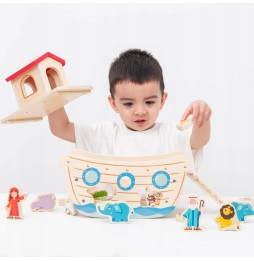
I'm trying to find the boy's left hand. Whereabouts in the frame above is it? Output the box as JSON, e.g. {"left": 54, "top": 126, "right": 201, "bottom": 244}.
{"left": 181, "top": 100, "right": 212, "bottom": 129}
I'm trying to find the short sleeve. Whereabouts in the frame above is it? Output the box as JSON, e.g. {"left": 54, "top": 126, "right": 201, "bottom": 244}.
{"left": 74, "top": 122, "right": 99, "bottom": 152}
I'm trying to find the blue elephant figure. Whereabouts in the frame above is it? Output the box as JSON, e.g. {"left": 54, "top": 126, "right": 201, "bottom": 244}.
{"left": 97, "top": 202, "right": 131, "bottom": 223}
{"left": 231, "top": 201, "right": 254, "bottom": 222}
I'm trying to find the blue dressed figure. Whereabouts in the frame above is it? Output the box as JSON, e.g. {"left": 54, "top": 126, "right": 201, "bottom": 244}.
{"left": 182, "top": 194, "right": 204, "bottom": 231}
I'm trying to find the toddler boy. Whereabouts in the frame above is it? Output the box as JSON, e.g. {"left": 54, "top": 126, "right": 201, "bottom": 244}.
{"left": 48, "top": 49, "right": 211, "bottom": 172}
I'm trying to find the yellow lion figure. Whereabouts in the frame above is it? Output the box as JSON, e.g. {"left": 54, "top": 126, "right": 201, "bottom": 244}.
{"left": 215, "top": 204, "right": 240, "bottom": 231}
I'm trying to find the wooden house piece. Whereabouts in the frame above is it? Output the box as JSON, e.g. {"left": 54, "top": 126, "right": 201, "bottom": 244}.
{"left": 2, "top": 52, "right": 92, "bottom": 124}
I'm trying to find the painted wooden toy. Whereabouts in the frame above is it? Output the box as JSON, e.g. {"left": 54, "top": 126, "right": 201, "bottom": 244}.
{"left": 215, "top": 203, "right": 240, "bottom": 231}
{"left": 176, "top": 118, "right": 193, "bottom": 131}
{"left": 58, "top": 197, "right": 78, "bottom": 216}
{"left": 61, "top": 149, "right": 190, "bottom": 219}
{"left": 6, "top": 187, "right": 27, "bottom": 219}
{"left": 181, "top": 193, "right": 204, "bottom": 231}
{"left": 30, "top": 193, "right": 56, "bottom": 212}
{"left": 145, "top": 186, "right": 163, "bottom": 207}
{"left": 97, "top": 201, "right": 133, "bottom": 223}
{"left": 2, "top": 52, "right": 92, "bottom": 124}
{"left": 231, "top": 198, "right": 254, "bottom": 222}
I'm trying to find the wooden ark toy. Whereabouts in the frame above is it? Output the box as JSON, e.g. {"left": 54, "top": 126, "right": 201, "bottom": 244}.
{"left": 2, "top": 52, "right": 92, "bottom": 124}
{"left": 61, "top": 149, "right": 190, "bottom": 219}
{"left": 6, "top": 187, "right": 28, "bottom": 219}
{"left": 30, "top": 193, "right": 56, "bottom": 212}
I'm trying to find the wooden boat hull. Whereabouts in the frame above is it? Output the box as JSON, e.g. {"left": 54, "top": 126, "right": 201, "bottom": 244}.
{"left": 61, "top": 150, "right": 190, "bottom": 219}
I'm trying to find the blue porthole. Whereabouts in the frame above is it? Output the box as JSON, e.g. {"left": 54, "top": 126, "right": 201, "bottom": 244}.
{"left": 82, "top": 167, "right": 100, "bottom": 186}
{"left": 117, "top": 172, "right": 135, "bottom": 191}
{"left": 152, "top": 171, "right": 170, "bottom": 189}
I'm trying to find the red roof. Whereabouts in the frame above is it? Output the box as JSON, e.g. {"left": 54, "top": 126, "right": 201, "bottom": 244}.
{"left": 6, "top": 52, "right": 65, "bottom": 82}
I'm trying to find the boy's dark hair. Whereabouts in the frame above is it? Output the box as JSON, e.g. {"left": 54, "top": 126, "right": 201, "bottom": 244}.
{"left": 109, "top": 49, "right": 165, "bottom": 98}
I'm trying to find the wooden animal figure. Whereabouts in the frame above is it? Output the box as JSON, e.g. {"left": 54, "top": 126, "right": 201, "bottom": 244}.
{"left": 231, "top": 200, "right": 254, "bottom": 222}
{"left": 58, "top": 197, "right": 78, "bottom": 216}
{"left": 87, "top": 185, "right": 117, "bottom": 204}
{"left": 30, "top": 193, "right": 56, "bottom": 212}
{"left": 182, "top": 193, "right": 204, "bottom": 231}
{"left": 97, "top": 201, "right": 133, "bottom": 223}
{"left": 6, "top": 187, "right": 27, "bottom": 219}
{"left": 145, "top": 186, "right": 162, "bottom": 207}
{"left": 65, "top": 199, "right": 78, "bottom": 216}
{"left": 2, "top": 52, "right": 92, "bottom": 124}
{"left": 215, "top": 204, "right": 240, "bottom": 231}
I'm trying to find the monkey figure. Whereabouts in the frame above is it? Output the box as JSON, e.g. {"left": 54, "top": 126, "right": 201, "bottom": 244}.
{"left": 146, "top": 192, "right": 162, "bottom": 207}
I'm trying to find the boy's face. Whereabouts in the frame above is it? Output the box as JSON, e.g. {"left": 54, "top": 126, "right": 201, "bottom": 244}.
{"left": 108, "top": 80, "right": 168, "bottom": 131}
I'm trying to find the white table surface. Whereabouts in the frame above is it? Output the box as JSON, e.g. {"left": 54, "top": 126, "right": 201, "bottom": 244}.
{"left": 0, "top": 193, "right": 253, "bottom": 257}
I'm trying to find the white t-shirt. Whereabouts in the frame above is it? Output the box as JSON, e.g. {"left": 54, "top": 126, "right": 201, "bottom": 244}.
{"left": 74, "top": 121, "right": 202, "bottom": 173}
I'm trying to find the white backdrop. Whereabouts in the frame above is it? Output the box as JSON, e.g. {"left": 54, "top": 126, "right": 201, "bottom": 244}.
{"left": 0, "top": 4, "right": 253, "bottom": 196}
